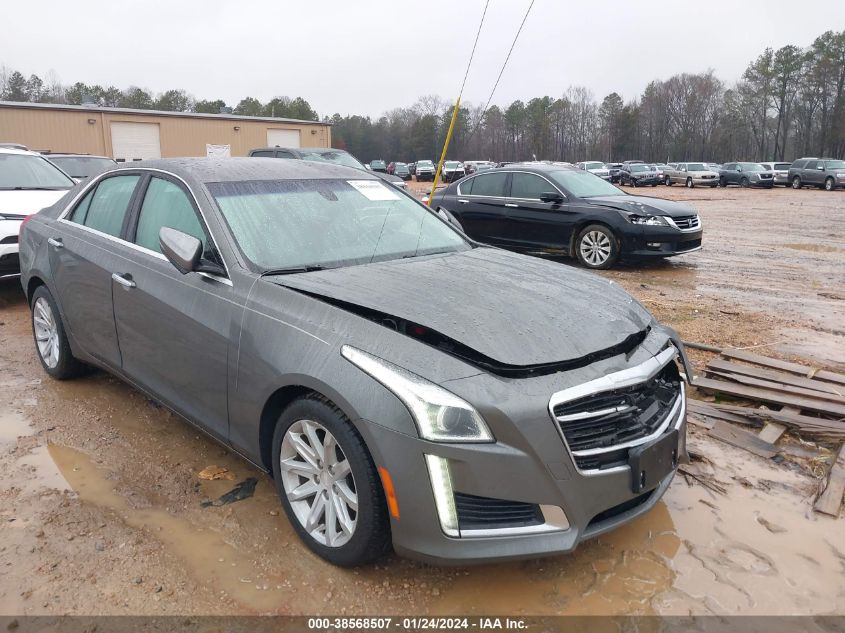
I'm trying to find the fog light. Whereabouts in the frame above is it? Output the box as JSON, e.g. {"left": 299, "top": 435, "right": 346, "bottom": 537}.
{"left": 425, "top": 454, "right": 459, "bottom": 537}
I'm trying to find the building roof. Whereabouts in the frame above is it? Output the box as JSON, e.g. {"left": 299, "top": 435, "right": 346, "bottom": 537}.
{"left": 0, "top": 100, "right": 329, "bottom": 126}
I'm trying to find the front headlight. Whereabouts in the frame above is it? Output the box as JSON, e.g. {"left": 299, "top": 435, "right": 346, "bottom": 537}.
{"left": 621, "top": 212, "right": 668, "bottom": 226}
{"left": 341, "top": 346, "right": 494, "bottom": 442}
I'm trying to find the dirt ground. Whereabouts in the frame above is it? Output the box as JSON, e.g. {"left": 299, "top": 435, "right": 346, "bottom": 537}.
{"left": 1, "top": 184, "right": 844, "bottom": 616}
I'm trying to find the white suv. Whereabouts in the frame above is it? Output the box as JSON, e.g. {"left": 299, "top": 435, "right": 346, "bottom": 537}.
{"left": 0, "top": 147, "right": 75, "bottom": 277}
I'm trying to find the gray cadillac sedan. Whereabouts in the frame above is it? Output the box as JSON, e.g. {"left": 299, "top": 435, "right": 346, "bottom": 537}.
{"left": 19, "top": 158, "right": 690, "bottom": 566}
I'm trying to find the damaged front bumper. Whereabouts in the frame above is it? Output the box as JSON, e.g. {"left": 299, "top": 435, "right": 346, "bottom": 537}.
{"left": 358, "top": 333, "right": 690, "bottom": 564}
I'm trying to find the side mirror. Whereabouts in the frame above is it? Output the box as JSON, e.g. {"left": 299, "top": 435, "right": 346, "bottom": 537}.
{"left": 160, "top": 227, "right": 202, "bottom": 275}
{"left": 818, "top": 165, "right": 825, "bottom": 171}
{"left": 540, "top": 191, "right": 564, "bottom": 204}
{"left": 736, "top": 166, "right": 742, "bottom": 172}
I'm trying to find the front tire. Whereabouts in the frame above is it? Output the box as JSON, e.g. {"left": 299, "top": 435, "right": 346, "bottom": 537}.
{"left": 792, "top": 176, "right": 802, "bottom": 189}
{"left": 740, "top": 177, "right": 749, "bottom": 188}
{"left": 30, "top": 286, "right": 88, "bottom": 380}
{"left": 825, "top": 177, "right": 835, "bottom": 191}
{"left": 271, "top": 395, "right": 391, "bottom": 567}
{"left": 665, "top": 176, "right": 672, "bottom": 186}
{"left": 575, "top": 224, "right": 619, "bottom": 270}
{"left": 685, "top": 177, "right": 694, "bottom": 188}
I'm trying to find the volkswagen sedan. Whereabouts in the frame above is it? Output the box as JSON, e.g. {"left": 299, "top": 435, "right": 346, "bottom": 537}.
{"left": 19, "top": 158, "right": 690, "bottom": 566}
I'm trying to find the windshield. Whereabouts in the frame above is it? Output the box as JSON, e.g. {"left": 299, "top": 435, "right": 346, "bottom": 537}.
{"left": 208, "top": 178, "right": 470, "bottom": 271}
{"left": 49, "top": 156, "right": 115, "bottom": 178}
{"left": 825, "top": 160, "right": 845, "bottom": 169}
{"left": 774, "top": 163, "right": 791, "bottom": 170}
{"left": 444, "top": 161, "right": 460, "bottom": 168}
{"left": 548, "top": 170, "right": 624, "bottom": 197}
{"left": 585, "top": 162, "right": 605, "bottom": 170}
{"left": 298, "top": 150, "right": 364, "bottom": 170}
{"left": 740, "top": 162, "right": 767, "bottom": 172}
{"left": 370, "top": 161, "right": 386, "bottom": 169}
{"left": 630, "top": 165, "right": 650, "bottom": 173}
{"left": 0, "top": 153, "right": 75, "bottom": 190}
{"left": 417, "top": 160, "right": 434, "bottom": 168}
{"left": 687, "top": 163, "right": 708, "bottom": 171}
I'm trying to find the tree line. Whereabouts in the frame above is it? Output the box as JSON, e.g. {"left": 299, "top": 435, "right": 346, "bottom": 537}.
{"left": 2, "top": 28, "right": 843, "bottom": 163}
{"left": 0, "top": 68, "right": 320, "bottom": 121}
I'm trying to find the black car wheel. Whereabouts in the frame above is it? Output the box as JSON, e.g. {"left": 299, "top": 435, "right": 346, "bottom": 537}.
{"left": 30, "top": 285, "right": 89, "bottom": 380}
{"left": 575, "top": 224, "right": 619, "bottom": 270}
{"left": 685, "top": 177, "right": 694, "bottom": 188}
{"left": 632, "top": 179, "right": 639, "bottom": 188}
{"left": 825, "top": 177, "right": 835, "bottom": 191}
{"left": 792, "top": 176, "right": 802, "bottom": 189}
{"left": 272, "top": 394, "right": 391, "bottom": 567}
{"left": 740, "top": 177, "right": 749, "bottom": 188}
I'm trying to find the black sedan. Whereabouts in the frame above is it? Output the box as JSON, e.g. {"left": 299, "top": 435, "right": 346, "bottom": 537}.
{"left": 620, "top": 164, "right": 661, "bottom": 187}
{"left": 429, "top": 165, "right": 703, "bottom": 269}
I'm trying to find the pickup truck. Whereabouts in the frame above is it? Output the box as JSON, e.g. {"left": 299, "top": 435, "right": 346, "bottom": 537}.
{"left": 664, "top": 162, "right": 719, "bottom": 188}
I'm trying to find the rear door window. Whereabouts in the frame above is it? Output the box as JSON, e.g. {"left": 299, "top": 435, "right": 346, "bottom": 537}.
{"left": 71, "top": 175, "right": 140, "bottom": 238}
{"left": 251, "top": 150, "right": 274, "bottom": 157}
{"left": 469, "top": 172, "right": 508, "bottom": 197}
{"left": 510, "top": 173, "right": 553, "bottom": 199}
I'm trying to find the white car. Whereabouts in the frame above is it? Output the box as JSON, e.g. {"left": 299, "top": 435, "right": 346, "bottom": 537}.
{"left": 575, "top": 161, "right": 611, "bottom": 181}
{"left": 0, "top": 147, "right": 75, "bottom": 277}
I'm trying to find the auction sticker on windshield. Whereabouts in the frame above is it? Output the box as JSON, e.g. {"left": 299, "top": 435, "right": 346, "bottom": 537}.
{"left": 348, "top": 180, "right": 399, "bottom": 201}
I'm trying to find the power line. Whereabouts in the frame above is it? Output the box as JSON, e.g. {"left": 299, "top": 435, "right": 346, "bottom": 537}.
{"left": 458, "top": 0, "right": 491, "bottom": 99}
{"left": 470, "top": 0, "right": 536, "bottom": 138}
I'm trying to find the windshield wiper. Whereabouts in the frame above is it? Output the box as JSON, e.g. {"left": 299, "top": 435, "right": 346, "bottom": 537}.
{"left": 261, "top": 265, "right": 328, "bottom": 277}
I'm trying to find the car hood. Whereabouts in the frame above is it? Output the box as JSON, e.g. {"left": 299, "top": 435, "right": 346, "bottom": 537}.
{"left": 0, "top": 190, "right": 69, "bottom": 214}
{"left": 273, "top": 247, "right": 652, "bottom": 368}
{"left": 586, "top": 195, "right": 697, "bottom": 218}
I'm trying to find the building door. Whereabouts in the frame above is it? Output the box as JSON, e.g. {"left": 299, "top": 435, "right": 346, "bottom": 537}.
{"left": 266, "top": 129, "right": 301, "bottom": 148}
{"left": 111, "top": 122, "right": 161, "bottom": 162}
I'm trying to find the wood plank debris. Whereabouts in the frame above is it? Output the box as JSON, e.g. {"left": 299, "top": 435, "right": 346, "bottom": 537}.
{"left": 758, "top": 422, "right": 787, "bottom": 444}
{"left": 692, "top": 377, "right": 845, "bottom": 417}
{"left": 814, "top": 444, "right": 845, "bottom": 517}
{"left": 706, "top": 358, "right": 844, "bottom": 396}
{"left": 704, "top": 369, "right": 845, "bottom": 404}
{"left": 708, "top": 420, "right": 780, "bottom": 459}
{"left": 720, "top": 349, "right": 845, "bottom": 386}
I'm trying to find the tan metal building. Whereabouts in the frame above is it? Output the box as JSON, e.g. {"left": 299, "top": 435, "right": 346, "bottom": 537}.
{"left": 0, "top": 101, "right": 331, "bottom": 162}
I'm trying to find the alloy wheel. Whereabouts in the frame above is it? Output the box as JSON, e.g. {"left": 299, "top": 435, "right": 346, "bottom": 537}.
{"left": 792, "top": 176, "right": 801, "bottom": 189}
{"left": 825, "top": 178, "right": 834, "bottom": 191}
{"left": 579, "top": 230, "right": 612, "bottom": 267}
{"left": 33, "top": 297, "right": 60, "bottom": 369}
{"left": 279, "top": 419, "right": 358, "bottom": 547}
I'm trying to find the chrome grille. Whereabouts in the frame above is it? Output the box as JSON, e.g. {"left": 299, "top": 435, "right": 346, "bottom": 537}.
{"left": 549, "top": 352, "right": 683, "bottom": 472}
{"left": 673, "top": 215, "right": 700, "bottom": 230}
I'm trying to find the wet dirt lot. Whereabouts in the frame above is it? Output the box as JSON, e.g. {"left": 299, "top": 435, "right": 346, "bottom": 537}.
{"left": 1, "top": 185, "right": 844, "bottom": 616}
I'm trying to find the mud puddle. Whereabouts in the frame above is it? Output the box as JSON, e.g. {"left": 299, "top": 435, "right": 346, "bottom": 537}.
{"left": 431, "top": 433, "right": 845, "bottom": 615}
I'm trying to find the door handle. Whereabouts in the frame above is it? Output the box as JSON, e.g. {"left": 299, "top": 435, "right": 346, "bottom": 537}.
{"left": 457, "top": 199, "right": 468, "bottom": 204}
{"left": 504, "top": 203, "right": 518, "bottom": 208}
{"left": 47, "top": 237, "right": 63, "bottom": 248}
{"left": 111, "top": 273, "right": 136, "bottom": 289}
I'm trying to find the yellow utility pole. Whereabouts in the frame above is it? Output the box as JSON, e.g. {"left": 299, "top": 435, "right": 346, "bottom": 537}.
{"left": 428, "top": 97, "right": 461, "bottom": 204}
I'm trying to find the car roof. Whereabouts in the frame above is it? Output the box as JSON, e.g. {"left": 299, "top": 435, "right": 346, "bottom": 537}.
{"left": 103, "top": 157, "right": 379, "bottom": 184}
{"left": 489, "top": 163, "right": 578, "bottom": 175}
{"left": 45, "top": 153, "right": 113, "bottom": 159}
{"left": 0, "top": 146, "right": 42, "bottom": 156}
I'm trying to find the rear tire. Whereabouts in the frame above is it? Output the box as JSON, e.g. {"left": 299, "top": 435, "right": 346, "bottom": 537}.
{"left": 792, "top": 176, "right": 802, "bottom": 189}
{"left": 271, "top": 395, "right": 391, "bottom": 567}
{"left": 30, "top": 286, "right": 89, "bottom": 380}
{"left": 575, "top": 224, "right": 620, "bottom": 270}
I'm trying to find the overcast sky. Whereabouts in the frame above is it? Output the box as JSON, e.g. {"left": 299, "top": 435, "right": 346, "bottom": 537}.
{"left": 3, "top": 1, "right": 843, "bottom": 117}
